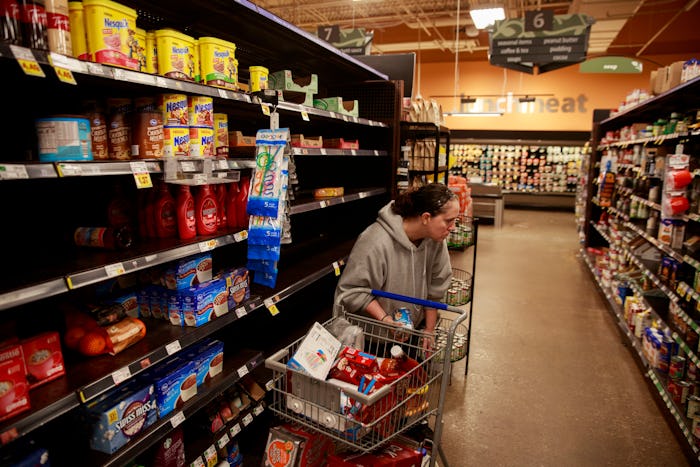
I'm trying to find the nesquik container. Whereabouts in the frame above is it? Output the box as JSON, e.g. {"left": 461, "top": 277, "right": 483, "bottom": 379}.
{"left": 189, "top": 127, "right": 214, "bottom": 157}
{"left": 163, "top": 126, "right": 189, "bottom": 157}
{"left": 214, "top": 113, "right": 228, "bottom": 157}
{"left": 145, "top": 30, "right": 156, "bottom": 74}
{"left": 134, "top": 27, "right": 146, "bottom": 72}
{"left": 155, "top": 28, "right": 196, "bottom": 81}
{"left": 82, "top": 0, "right": 138, "bottom": 70}
{"left": 198, "top": 36, "right": 237, "bottom": 89}
{"left": 157, "top": 93, "right": 188, "bottom": 127}
{"left": 188, "top": 96, "right": 213, "bottom": 128}
{"left": 68, "top": 1, "right": 89, "bottom": 60}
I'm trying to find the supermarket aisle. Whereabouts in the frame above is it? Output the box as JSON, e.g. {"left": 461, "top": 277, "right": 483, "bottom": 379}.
{"left": 440, "top": 209, "right": 690, "bottom": 466}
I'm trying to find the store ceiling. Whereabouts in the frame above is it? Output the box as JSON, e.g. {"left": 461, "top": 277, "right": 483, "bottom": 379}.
{"left": 253, "top": 0, "right": 700, "bottom": 64}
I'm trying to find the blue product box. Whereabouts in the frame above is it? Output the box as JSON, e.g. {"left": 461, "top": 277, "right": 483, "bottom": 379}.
{"left": 184, "top": 339, "right": 225, "bottom": 386}
{"left": 138, "top": 287, "right": 152, "bottom": 319}
{"left": 85, "top": 383, "right": 158, "bottom": 454}
{"left": 219, "top": 267, "right": 250, "bottom": 309}
{"left": 168, "top": 292, "right": 183, "bottom": 326}
{"left": 109, "top": 292, "right": 139, "bottom": 318}
{"left": 181, "top": 278, "right": 228, "bottom": 327}
{"left": 164, "top": 253, "right": 212, "bottom": 290}
{"left": 149, "top": 285, "right": 168, "bottom": 320}
{"left": 154, "top": 358, "right": 197, "bottom": 418}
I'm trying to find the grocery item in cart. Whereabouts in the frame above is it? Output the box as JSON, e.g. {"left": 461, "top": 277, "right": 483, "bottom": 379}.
{"left": 287, "top": 322, "right": 342, "bottom": 380}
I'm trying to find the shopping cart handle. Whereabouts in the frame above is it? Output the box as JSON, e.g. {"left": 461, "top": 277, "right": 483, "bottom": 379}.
{"left": 371, "top": 289, "right": 448, "bottom": 310}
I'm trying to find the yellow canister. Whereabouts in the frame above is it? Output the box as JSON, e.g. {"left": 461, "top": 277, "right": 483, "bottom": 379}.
{"left": 188, "top": 96, "right": 214, "bottom": 128}
{"left": 163, "top": 126, "right": 190, "bottom": 157}
{"left": 198, "top": 36, "right": 237, "bottom": 89}
{"left": 193, "top": 39, "right": 200, "bottom": 83}
{"left": 189, "top": 127, "right": 215, "bottom": 157}
{"left": 249, "top": 66, "right": 268, "bottom": 92}
{"left": 68, "top": 1, "right": 89, "bottom": 60}
{"left": 214, "top": 113, "right": 228, "bottom": 157}
{"left": 145, "top": 31, "right": 157, "bottom": 74}
{"left": 135, "top": 27, "right": 147, "bottom": 73}
{"left": 157, "top": 93, "right": 188, "bottom": 127}
{"left": 83, "top": 0, "right": 139, "bottom": 70}
{"left": 47, "top": 0, "right": 73, "bottom": 56}
{"left": 155, "top": 28, "right": 196, "bottom": 81}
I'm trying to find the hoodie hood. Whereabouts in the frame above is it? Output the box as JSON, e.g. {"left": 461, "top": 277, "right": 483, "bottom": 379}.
{"left": 377, "top": 202, "right": 422, "bottom": 252}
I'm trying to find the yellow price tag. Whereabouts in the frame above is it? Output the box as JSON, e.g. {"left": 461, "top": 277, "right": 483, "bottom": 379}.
{"left": 265, "top": 297, "right": 280, "bottom": 316}
{"left": 301, "top": 111, "right": 310, "bottom": 121}
{"left": 261, "top": 104, "right": 271, "bottom": 116}
{"left": 133, "top": 171, "right": 152, "bottom": 188}
{"left": 332, "top": 261, "right": 341, "bottom": 276}
{"left": 130, "top": 161, "right": 152, "bottom": 188}
{"left": 18, "top": 59, "right": 45, "bottom": 77}
{"left": 54, "top": 66, "right": 77, "bottom": 84}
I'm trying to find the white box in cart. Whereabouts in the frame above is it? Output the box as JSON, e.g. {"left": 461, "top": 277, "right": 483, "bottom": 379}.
{"left": 287, "top": 322, "right": 342, "bottom": 380}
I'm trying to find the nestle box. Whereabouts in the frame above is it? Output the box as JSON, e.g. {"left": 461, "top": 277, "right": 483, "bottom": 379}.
{"left": 22, "top": 331, "right": 65, "bottom": 388}
{"left": 184, "top": 339, "right": 224, "bottom": 386}
{"left": 0, "top": 344, "right": 30, "bottom": 422}
{"left": 85, "top": 383, "right": 158, "bottom": 454}
{"left": 219, "top": 267, "right": 250, "bottom": 309}
{"left": 164, "top": 253, "right": 212, "bottom": 290}
{"left": 181, "top": 278, "right": 228, "bottom": 327}
{"left": 154, "top": 357, "right": 198, "bottom": 418}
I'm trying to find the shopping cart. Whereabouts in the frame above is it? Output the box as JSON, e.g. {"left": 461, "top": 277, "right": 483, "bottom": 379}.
{"left": 265, "top": 288, "right": 467, "bottom": 467}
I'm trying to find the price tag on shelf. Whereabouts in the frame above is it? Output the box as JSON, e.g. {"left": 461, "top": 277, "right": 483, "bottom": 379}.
{"left": 301, "top": 111, "right": 310, "bottom": 121}
{"left": 111, "top": 367, "right": 132, "bottom": 385}
{"left": 130, "top": 161, "right": 152, "bottom": 188}
{"left": 261, "top": 103, "right": 271, "bottom": 116}
{"left": 190, "top": 457, "right": 205, "bottom": 467}
{"left": 351, "top": 149, "right": 357, "bottom": 156}
{"left": 199, "top": 239, "right": 218, "bottom": 252}
{"left": 0, "top": 164, "right": 29, "bottom": 180}
{"left": 170, "top": 411, "right": 186, "bottom": 428}
{"left": 53, "top": 66, "right": 76, "bottom": 85}
{"left": 104, "top": 262, "right": 126, "bottom": 278}
{"left": 204, "top": 445, "right": 217, "bottom": 460}
{"left": 319, "top": 200, "right": 327, "bottom": 208}
{"left": 155, "top": 76, "right": 168, "bottom": 88}
{"left": 165, "top": 340, "right": 182, "bottom": 355}
{"left": 358, "top": 191, "right": 368, "bottom": 199}
{"left": 235, "top": 307, "right": 247, "bottom": 318}
{"left": 329, "top": 111, "right": 337, "bottom": 119}
{"left": 237, "top": 365, "right": 249, "bottom": 378}
{"left": 352, "top": 117, "right": 359, "bottom": 123}
{"left": 56, "top": 163, "right": 82, "bottom": 177}
{"left": 320, "top": 148, "right": 327, "bottom": 155}
{"left": 332, "top": 261, "right": 341, "bottom": 276}
{"left": 180, "top": 161, "right": 196, "bottom": 172}
{"left": 233, "top": 230, "right": 248, "bottom": 242}
{"left": 242, "top": 413, "right": 254, "bottom": 426}
{"left": 230, "top": 423, "right": 241, "bottom": 437}
{"left": 264, "top": 297, "right": 280, "bottom": 316}
{"left": 342, "top": 115, "right": 349, "bottom": 122}
{"left": 10, "top": 45, "right": 45, "bottom": 78}
{"left": 217, "top": 433, "right": 230, "bottom": 450}
{"left": 193, "top": 173, "right": 207, "bottom": 185}
{"left": 265, "top": 380, "right": 274, "bottom": 391}
{"left": 218, "top": 159, "right": 229, "bottom": 170}
{"left": 253, "top": 404, "right": 264, "bottom": 416}
{"left": 373, "top": 150, "right": 380, "bottom": 156}
{"left": 218, "top": 88, "right": 229, "bottom": 99}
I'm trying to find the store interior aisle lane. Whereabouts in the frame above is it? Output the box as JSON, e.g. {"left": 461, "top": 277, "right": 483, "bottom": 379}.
{"left": 442, "top": 209, "right": 690, "bottom": 467}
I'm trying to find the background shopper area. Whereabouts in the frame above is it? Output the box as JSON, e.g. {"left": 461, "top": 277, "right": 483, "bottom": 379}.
{"left": 0, "top": 0, "right": 699, "bottom": 465}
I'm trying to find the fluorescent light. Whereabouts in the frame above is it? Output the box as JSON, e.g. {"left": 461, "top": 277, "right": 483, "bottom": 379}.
{"left": 469, "top": 6, "right": 505, "bottom": 29}
{"left": 444, "top": 111, "right": 504, "bottom": 117}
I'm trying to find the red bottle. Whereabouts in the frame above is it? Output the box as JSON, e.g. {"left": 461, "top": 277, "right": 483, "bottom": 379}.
{"left": 176, "top": 185, "right": 196, "bottom": 240}
{"left": 235, "top": 175, "right": 250, "bottom": 230}
{"left": 195, "top": 184, "right": 218, "bottom": 236}
{"left": 216, "top": 184, "right": 228, "bottom": 230}
{"left": 153, "top": 181, "right": 177, "bottom": 238}
{"left": 226, "top": 181, "right": 239, "bottom": 231}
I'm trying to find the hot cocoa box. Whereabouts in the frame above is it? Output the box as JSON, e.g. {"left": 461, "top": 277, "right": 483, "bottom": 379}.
{"left": 164, "top": 253, "right": 212, "bottom": 290}
{"left": 21, "top": 331, "right": 65, "bottom": 388}
{"left": 85, "top": 383, "right": 158, "bottom": 454}
{"left": 180, "top": 278, "right": 228, "bottom": 327}
{"left": 219, "top": 267, "right": 250, "bottom": 309}
{"left": 184, "top": 339, "right": 224, "bottom": 386}
{"left": 0, "top": 344, "right": 30, "bottom": 422}
{"left": 153, "top": 357, "right": 197, "bottom": 418}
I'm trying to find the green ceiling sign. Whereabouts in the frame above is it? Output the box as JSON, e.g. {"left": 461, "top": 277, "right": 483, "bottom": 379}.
{"left": 579, "top": 56, "right": 643, "bottom": 73}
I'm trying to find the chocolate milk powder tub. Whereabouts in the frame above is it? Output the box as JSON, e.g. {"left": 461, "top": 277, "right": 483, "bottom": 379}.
{"left": 157, "top": 93, "right": 188, "bottom": 127}
{"left": 132, "top": 111, "right": 163, "bottom": 159}
{"left": 106, "top": 97, "right": 132, "bottom": 160}
{"left": 46, "top": 0, "right": 71, "bottom": 55}
{"left": 213, "top": 113, "right": 228, "bottom": 157}
{"left": 82, "top": 100, "right": 108, "bottom": 160}
{"left": 187, "top": 95, "right": 213, "bottom": 128}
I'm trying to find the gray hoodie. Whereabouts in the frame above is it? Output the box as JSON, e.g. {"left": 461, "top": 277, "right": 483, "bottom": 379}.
{"left": 335, "top": 201, "right": 453, "bottom": 327}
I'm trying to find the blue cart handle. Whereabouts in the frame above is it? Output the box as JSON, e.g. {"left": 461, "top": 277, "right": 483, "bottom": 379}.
{"left": 371, "top": 289, "right": 448, "bottom": 310}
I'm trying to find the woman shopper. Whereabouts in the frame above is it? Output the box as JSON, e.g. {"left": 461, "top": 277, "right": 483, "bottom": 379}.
{"left": 334, "top": 183, "right": 459, "bottom": 352}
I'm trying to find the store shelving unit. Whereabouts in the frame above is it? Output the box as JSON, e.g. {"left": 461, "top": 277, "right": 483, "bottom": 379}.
{"left": 581, "top": 76, "right": 700, "bottom": 462}
{"left": 0, "top": 1, "right": 401, "bottom": 465}
{"left": 400, "top": 122, "right": 450, "bottom": 187}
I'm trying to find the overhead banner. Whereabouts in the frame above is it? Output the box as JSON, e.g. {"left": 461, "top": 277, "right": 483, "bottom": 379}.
{"left": 579, "top": 56, "right": 643, "bottom": 73}
{"left": 317, "top": 26, "right": 373, "bottom": 55}
{"left": 489, "top": 14, "right": 593, "bottom": 74}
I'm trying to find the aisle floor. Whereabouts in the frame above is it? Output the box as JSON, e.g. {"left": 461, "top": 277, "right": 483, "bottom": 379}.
{"left": 441, "top": 209, "right": 691, "bottom": 466}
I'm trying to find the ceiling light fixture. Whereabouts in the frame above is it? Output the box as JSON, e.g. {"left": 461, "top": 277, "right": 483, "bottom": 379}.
{"left": 469, "top": 5, "right": 505, "bottom": 29}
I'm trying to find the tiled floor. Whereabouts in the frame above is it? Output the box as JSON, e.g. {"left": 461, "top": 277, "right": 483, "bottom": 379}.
{"left": 439, "top": 209, "right": 691, "bottom": 466}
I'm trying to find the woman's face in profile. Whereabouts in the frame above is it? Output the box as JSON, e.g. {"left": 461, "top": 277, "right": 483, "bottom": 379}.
{"left": 426, "top": 199, "right": 460, "bottom": 242}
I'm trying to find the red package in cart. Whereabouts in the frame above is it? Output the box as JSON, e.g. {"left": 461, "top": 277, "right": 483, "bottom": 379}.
{"left": 338, "top": 347, "right": 379, "bottom": 373}
{"left": 280, "top": 423, "right": 335, "bottom": 467}
{"left": 327, "top": 441, "right": 423, "bottom": 466}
